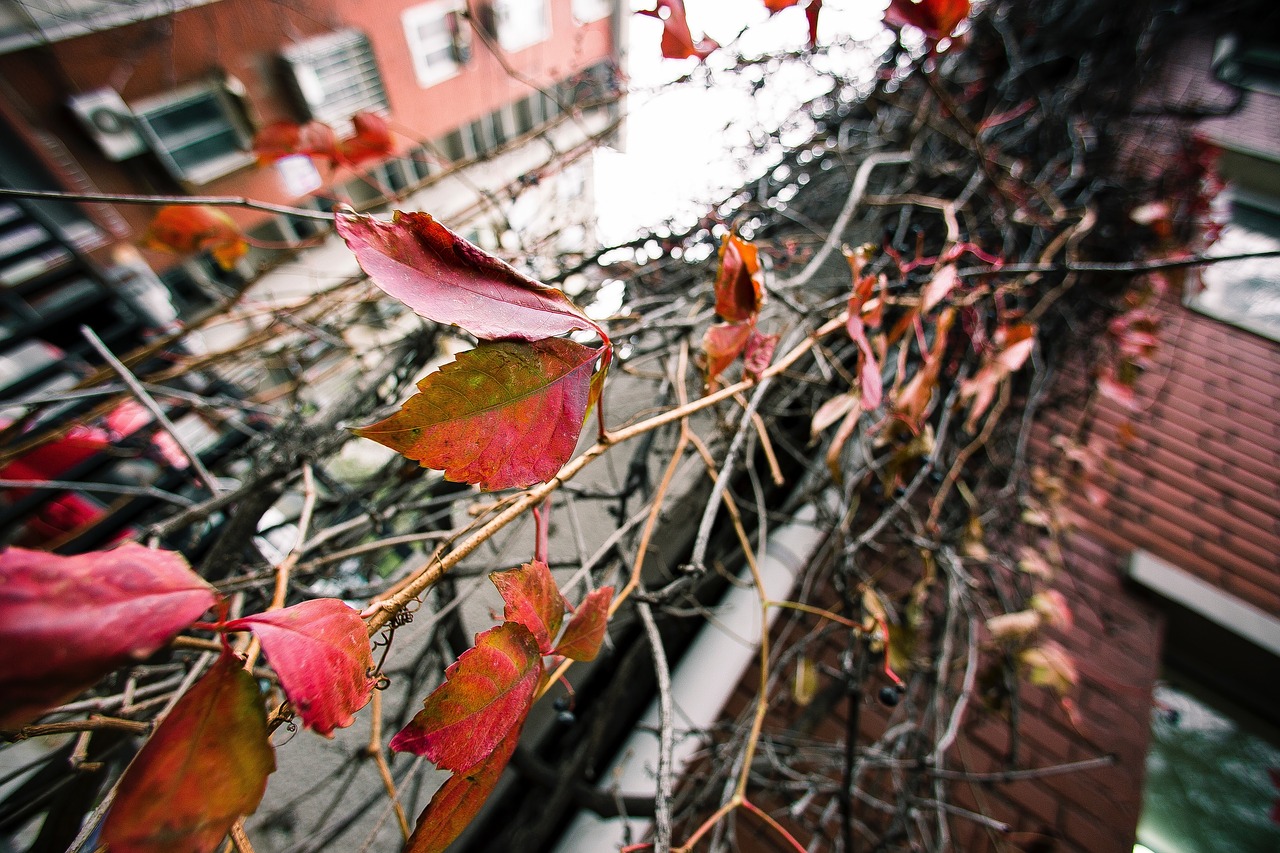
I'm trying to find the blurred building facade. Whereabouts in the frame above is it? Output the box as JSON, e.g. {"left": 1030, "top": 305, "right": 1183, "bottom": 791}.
{"left": 0, "top": 0, "right": 623, "bottom": 390}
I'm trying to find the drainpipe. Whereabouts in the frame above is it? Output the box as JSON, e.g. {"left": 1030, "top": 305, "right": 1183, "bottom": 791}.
{"left": 554, "top": 493, "right": 836, "bottom": 851}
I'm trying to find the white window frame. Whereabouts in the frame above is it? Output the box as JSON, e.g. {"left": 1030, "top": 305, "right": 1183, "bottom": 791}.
{"left": 402, "top": 1, "right": 467, "bottom": 88}
{"left": 493, "top": 0, "right": 551, "bottom": 52}
{"left": 131, "top": 82, "right": 253, "bottom": 186}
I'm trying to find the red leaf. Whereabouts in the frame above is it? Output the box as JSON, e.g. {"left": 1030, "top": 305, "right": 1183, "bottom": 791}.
{"left": 254, "top": 120, "right": 340, "bottom": 166}
{"left": 340, "top": 111, "right": 394, "bottom": 166}
{"left": 101, "top": 651, "right": 275, "bottom": 853}
{"left": 390, "top": 623, "right": 541, "bottom": 772}
{"left": 884, "top": 0, "right": 970, "bottom": 41}
{"left": 554, "top": 586, "right": 614, "bottom": 662}
{"left": 805, "top": 0, "right": 823, "bottom": 46}
{"left": 0, "top": 544, "right": 215, "bottom": 730}
{"left": 811, "top": 390, "right": 859, "bottom": 436}
{"left": 403, "top": 724, "right": 520, "bottom": 853}
{"left": 743, "top": 330, "right": 779, "bottom": 382}
{"left": 637, "top": 0, "right": 719, "bottom": 61}
{"left": 894, "top": 309, "right": 955, "bottom": 428}
{"left": 703, "top": 321, "right": 753, "bottom": 381}
{"left": 356, "top": 338, "right": 602, "bottom": 491}
{"left": 920, "top": 264, "right": 959, "bottom": 314}
{"left": 714, "top": 234, "right": 763, "bottom": 323}
{"left": 845, "top": 263, "right": 884, "bottom": 410}
{"left": 490, "top": 561, "right": 566, "bottom": 655}
{"left": 336, "top": 210, "right": 598, "bottom": 342}
{"left": 143, "top": 205, "right": 248, "bottom": 271}
{"left": 223, "top": 599, "right": 374, "bottom": 737}
{"left": 959, "top": 322, "right": 1035, "bottom": 431}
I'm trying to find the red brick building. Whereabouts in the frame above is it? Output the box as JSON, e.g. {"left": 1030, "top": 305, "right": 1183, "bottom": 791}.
{"left": 0, "top": 0, "right": 622, "bottom": 382}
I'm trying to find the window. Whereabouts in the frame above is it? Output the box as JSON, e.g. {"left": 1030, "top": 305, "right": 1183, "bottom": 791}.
{"left": 1190, "top": 190, "right": 1280, "bottom": 342}
{"left": 402, "top": 1, "right": 471, "bottom": 87}
{"left": 1137, "top": 678, "right": 1280, "bottom": 853}
{"left": 493, "top": 0, "right": 550, "bottom": 52}
{"left": 281, "top": 29, "right": 389, "bottom": 128}
{"left": 132, "top": 83, "right": 253, "bottom": 185}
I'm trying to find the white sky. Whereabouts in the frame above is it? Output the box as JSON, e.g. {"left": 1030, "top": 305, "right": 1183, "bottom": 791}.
{"left": 594, "top": 0, "right": 894, "bottom": 243}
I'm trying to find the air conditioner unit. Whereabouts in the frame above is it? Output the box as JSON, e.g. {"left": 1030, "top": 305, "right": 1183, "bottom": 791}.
{"left": 68, "top": 88, "right": 147, "bottom": 162}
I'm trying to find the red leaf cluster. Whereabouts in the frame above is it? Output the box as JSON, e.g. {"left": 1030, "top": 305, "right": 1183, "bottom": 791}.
{"left": 0, "top": 544, "right": 215, "bottom": 730}
{"left": 959, "top": 322, "right": 1036, "bottom": 431}
{"left": 392, "top": 561, "right": 612, "bottom": 852}
{"left": 702, "top": 233, "right": 777, "bottom": 383}
{"left": 638, "top": 0, "right": 719, "bottom": 61}
{"left": 337, "top": 210, "right": 612, "bottom": 491}
{"left": 142, "top": 205, "right": 248, "bottom": 271}
{"left": 254, "top": 110, "right": 393, "bottom": 169}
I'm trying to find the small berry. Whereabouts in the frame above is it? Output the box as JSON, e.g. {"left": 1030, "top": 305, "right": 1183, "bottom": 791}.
{"left": 878, "top": 686, "right": 901, "bottom": 707}
{"left": 557, "top": 710, "right": 576, "bottom": 725}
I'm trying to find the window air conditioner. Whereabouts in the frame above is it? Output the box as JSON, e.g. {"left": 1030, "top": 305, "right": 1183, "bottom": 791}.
{"left": 67, "top": 89, "right": 147, "bottom": 162}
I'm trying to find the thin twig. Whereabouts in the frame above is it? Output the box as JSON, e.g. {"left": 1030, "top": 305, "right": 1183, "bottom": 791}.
{"left": 80, "top": 326, "right": 223, "bottom": 497}
{"left": 0, "top": 186, "right": 333, "bottom": 220}
{"left": 637, "top": 602, "right": 674, "bottom": 853}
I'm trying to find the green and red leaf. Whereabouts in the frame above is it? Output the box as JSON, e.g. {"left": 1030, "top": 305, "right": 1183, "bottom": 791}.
{"left": 223, "top": 599, "right": 375, "bottom": 737}
{"left": 491, "top": 561, "right": 566, "bottom": 655}
{"left": 554, "top": 586, "right": 614, "bottom": 662}
{"left": 143, "top": 205, "right": 247, "bottom": 271}
{"left": 390, "top": 622, "right": 541, "bottom": 772}
{"left": 355, "top": 338, "right": 602, "bottom": 491}
{"left": 0, "top": 544, "right": 215, "bottom": 730}
{"left": 335, "top": 210, "right": 599, "bottom": 342}
{"left": 403, "top": 727, "right": 520, "bottom": 853}
{"left": 101, "top": 650, "right": 275, "bottom": 853}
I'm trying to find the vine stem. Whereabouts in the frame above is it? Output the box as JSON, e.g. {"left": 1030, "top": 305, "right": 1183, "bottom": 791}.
{"left": 363, "top": 313, "right": 846, "bottom": 637}
{"left": 0, "top": 186, "right": 333, "bottom": 220}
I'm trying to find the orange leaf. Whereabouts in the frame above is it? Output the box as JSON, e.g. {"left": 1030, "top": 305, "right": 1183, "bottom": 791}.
{"left": 702, "top": 321, "right": 753, "bottom": 381}
{"left": 894, "top": 309, "right": 955, "bottom": 428}
{"left": 714, "top": 233, "right": 762, "bottom": 323}
{"left": 101, "top": 650, "right": 274, "bottom": 853}
{"left": 143, "top": 205, "right": 248, "bottom": 271}
{"left": 340, "top": 111, "right": 394, "bottom": 166}
{"left": 254, "top": 120, "right": 340, "bottom": 166}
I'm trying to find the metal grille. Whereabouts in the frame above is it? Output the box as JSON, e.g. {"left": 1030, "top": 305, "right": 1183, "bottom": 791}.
{"left": 281, "top": 29, "right": 389, "bottom": 128}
